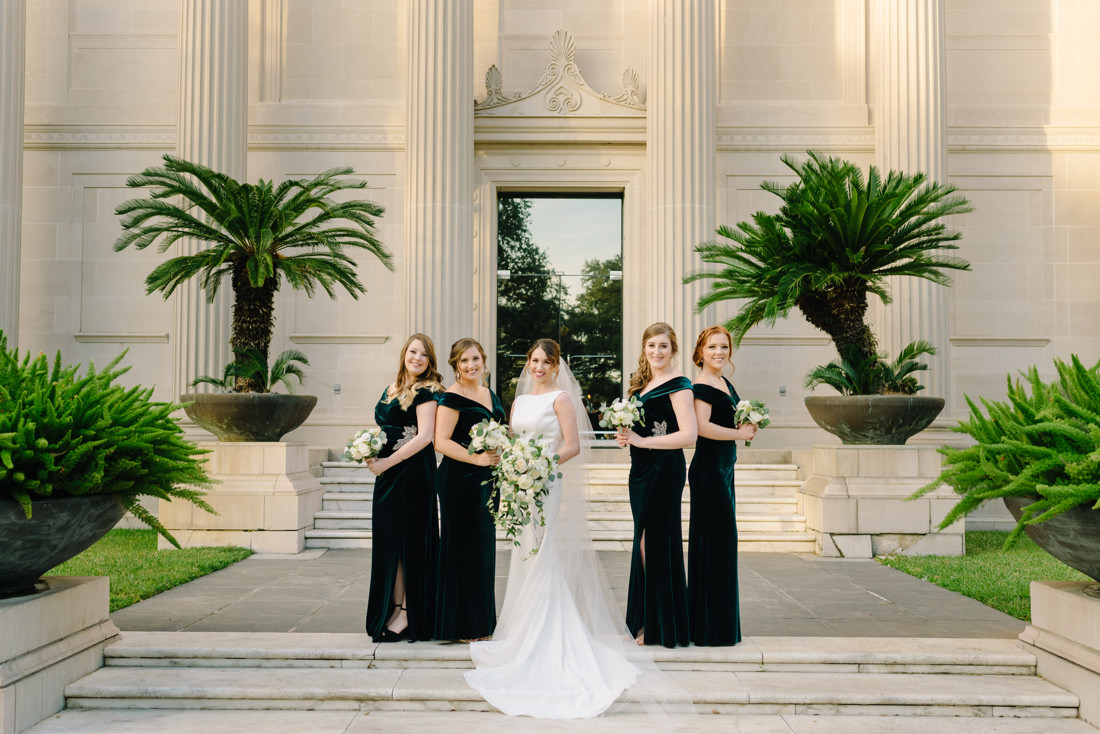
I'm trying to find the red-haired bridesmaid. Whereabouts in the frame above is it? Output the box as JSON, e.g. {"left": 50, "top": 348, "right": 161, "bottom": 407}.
{"left": 688, "top": 325, "right": 755, "bottom": 646}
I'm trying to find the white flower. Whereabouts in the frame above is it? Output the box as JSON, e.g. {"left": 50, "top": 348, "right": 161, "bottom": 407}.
{"left": 749, "top": 410, "right": 764, "bottom": 424}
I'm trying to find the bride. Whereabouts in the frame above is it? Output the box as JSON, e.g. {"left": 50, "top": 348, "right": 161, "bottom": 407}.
{"left": 464, "top": 338, "right": 641, "bottom": 718}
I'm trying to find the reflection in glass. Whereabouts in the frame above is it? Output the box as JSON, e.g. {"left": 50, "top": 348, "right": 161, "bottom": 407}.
{"left": 496, "top": 195, "right": 623, "bottom": 433}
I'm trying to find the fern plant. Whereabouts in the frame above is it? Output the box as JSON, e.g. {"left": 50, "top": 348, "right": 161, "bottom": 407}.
{"left": 191, "top": 348, "right": 309, "bottom": 394}
{"left": 805, "top": 340, "right": 936, "bottom": 396}
{"left": 0, "top": 331, "right": 214, "bottom": 547}
{"left": 912, "top": 354, "right": 1100, "bottom": 545}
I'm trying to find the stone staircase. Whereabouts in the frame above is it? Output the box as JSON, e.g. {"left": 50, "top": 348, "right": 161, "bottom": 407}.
{"left": 304, "top": 450, "right": 815, "bottom": 552}
{"left": 52, "top": 632, "right": 1084, "bottom": 724}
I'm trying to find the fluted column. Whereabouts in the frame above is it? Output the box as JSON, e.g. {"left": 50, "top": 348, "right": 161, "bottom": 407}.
{"left": 174, "top": 0, "right": 246, "bottom": 394}
{"left": 0, "top": 1, "right": 25, "bottom": 346}
{"left": 872, "top": 0, "right": 951, "bottom": 401}
{"left": 645, "top": 0, "right": 716, "bottom": 349}
{"left": 405, "top": 0, "right": 473, "bottom": 355}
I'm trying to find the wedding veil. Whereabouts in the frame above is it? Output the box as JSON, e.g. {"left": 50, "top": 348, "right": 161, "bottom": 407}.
{"left": 504, "top": 359, "right": 696, "bottom": 724}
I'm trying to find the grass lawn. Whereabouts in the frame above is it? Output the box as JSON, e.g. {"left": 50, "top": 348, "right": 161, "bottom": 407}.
{"left": 47, "top": 529, "right": 252, "bottom": 612}
{"left": 878, "top": 531, "right": 1091, "bottom": 621}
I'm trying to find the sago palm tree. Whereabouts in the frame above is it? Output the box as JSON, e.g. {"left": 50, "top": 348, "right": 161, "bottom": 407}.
{"left": 685, "top": 151, "right": 973, "bottom": 364}
{"left": 114, "top": 155, "right": 392, "bottom": 392}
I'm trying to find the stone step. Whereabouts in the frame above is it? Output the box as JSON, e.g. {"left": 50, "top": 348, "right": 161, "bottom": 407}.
{"left": 99, "top": 633, "right": 1039, "bottom": 675}
{"left": 312, "top": 511, "right": 806, "bottom": 533}
{"left": 27, "top": 709, "right": 1100, "bottom": 734}
{"left": 302, "top": 529, "right": 818, "bottom": 553}
{"left": 320, "top": 494, "right": 797, "bottom": 515}
{"left": 66, "top": 666, "right": 1077, "bottom": 716}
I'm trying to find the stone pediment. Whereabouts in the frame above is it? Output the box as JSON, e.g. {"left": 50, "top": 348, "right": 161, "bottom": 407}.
{"left": 475, "top": 30, "right": 645, "bottom": 117}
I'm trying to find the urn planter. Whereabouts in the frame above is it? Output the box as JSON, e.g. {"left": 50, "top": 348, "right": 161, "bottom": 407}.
{"left": 804, "top": 395, "right": 945, "bottom": 445}
{"left": 182, "top": 392, "right": 317, "bottom": 442}
{"left": 0, "top": 495, "right": 126, "bottom": 596}
{"left": 1003, "top": 496, "right": 1100, "bottom": 584}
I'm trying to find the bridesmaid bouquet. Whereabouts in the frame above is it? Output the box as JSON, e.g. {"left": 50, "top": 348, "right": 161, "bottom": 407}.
{"left": 733, "top": 399, "right": 771, "bottom": 447}
{"left": 467, "top": 419, "right": 510, "bottom": 455}
{"left": 489, "top": 435, "right": 561, "bottom": 548}
{"left": 598, "top": 396, "right": 645, "bottom": 432}
{"left": 343, "top": 427, "right": 387, "bottom": 462}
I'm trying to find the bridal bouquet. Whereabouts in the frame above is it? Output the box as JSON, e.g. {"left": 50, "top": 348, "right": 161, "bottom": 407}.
{"left": 467, "top": 418, "right": 510, "bottom": 455}
{"left": 598, "top": 396, "right": 645, "bottom": 432}
{"left": 343, "top": 427, "right": 387, "bottom": 463}
{"left": 733, "top": 398, "right": 771, "bottom": 447}
{"left": 488, "top": 435, "right": 561, "bottom": 548}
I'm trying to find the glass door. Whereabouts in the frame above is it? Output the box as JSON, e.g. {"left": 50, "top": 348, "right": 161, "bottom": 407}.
{"left": 495, "top": 194, "right": 623, "bottom": 433}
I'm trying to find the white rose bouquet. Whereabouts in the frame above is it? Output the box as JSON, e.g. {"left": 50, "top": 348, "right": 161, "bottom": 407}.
{"left": 467, "top": 418, "right": 509, "bottom": 455}
{"left": 598, "top": 396, "right": 645, "bottom": 432}
{"left": 488, "top": 435, "right": 561, "bottom": 550}
{"left": 343, "top": 426, "right": 387, "bottom": 463}
{"left": 733, "top": 398, "right": 771, "bottom": 447}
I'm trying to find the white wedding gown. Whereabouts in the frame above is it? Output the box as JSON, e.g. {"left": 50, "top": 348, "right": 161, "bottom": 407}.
{"left": 465, "top": 390, "right": 640, "bottom": 719}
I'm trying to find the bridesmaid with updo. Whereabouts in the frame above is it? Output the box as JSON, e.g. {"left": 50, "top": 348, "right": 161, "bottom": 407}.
{"left": 616, "top": 322, "right": 697, "bottom": 648}
{"left": 364, "top": 333, "right": 444, "bottom": 642}
{"left": 434, "top": 338, "right": 507, "bottom": 642}
{"left": 688, "top": 325, "right": 755, "bottom": 646}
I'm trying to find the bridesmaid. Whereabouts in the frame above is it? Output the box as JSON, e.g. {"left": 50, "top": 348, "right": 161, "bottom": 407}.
{"left": 687, "top": 326, "right": 756, "bottom": 647}
{"left": 434, "top": 338, "right": 507, "bottom": 642}
{"left": 364, "top": 333, "right": 444, "bottom": 642}
{"left": 616, "top": 322, "right": 697, "bottom": 648}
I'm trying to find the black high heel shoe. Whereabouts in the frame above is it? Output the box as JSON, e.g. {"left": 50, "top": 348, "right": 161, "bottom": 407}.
{"left": 378, "top": 605, "right": 409, "bottom": 642}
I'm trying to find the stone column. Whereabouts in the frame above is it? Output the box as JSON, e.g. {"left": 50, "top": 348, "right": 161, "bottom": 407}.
{"left": 404, "top": 0, "right": 473, "bottom": 355}
{"left": 872, "top": 0, "right": 951, "bottom": 401}
{"left": 644, "top": 0, "right": 717, "bottom": 349}
{"left": 173, "top": 0, "right": 246, "bottom": 394}
{"left": 0, "top": 1, "right": 25, "bottom": 346}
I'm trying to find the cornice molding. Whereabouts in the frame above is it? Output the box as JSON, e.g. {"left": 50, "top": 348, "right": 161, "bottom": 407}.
{"left": 74, "top": 332, "right": 169, "bottom": 343}
{"left": 289, "top": 333, "right": 389, "bottom": 345}
{"left": 950, "top": 336, "right": 1051, "bottom": 348}
{"left": 475, "top": 29, "right": 645, "bottom": 117}
{"left": 24, "top": 126, "right": 175, "bottom": 150}
{"left": 716, "top": 128, "right": 876, "bottom": 151}
{"left": 248, "top": 125, "right": 405, "bottom": 150}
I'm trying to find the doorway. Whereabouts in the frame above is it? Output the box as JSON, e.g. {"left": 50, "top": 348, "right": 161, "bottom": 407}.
{"left": 495, "top": 193, "right": 623, "bottom": 431}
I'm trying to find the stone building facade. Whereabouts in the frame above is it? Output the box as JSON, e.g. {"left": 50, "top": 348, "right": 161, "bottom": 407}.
{"left": 3, "top": 0, "right": 1099, "bottom": 448}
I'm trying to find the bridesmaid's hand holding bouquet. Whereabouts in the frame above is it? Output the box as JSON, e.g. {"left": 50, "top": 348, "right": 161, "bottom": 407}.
{"left": 344, "top": 427, "right": 387, "bottom": 463}
{"left": 733, "top": 399, "right": 770, "bottom": 447}
{"left": 598, "top": 396, "right": 645, "bottom": 432}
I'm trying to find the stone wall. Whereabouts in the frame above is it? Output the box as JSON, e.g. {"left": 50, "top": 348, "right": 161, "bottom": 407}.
{"left": 9, "top": 0, "right": 1099, "bottom": 449}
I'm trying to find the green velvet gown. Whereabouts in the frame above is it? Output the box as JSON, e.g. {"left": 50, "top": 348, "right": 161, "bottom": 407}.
{"left": 365, "top": 387, "right": 439, "bottom": 642}
{"left": 625, "top": 376, "right": 693, "bottom": 648}
{"left": 687, "top": 377, "right": 742, "bottom": 646}
{"left": 434, "top": 390, "right": 506, "bottom": 641}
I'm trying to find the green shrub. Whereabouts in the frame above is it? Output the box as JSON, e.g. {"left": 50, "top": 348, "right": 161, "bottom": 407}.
{"left": 913, "top": 355, "right": 1100, "bottom": 545}
{"left": 0, "top": 331, "right": 214, "bottom": 547}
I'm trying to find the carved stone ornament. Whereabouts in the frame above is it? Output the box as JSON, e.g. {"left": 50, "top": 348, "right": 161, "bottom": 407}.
{"left": 475, "top": 29, "right": 645, "bottom": 115}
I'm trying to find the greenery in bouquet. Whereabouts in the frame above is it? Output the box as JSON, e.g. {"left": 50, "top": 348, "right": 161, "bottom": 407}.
{"left": 488, "top": 435, "right": 561, "bottom": 549}
{"left": 911, "top": 355, "right": 1100, "bottom": 546}
{"left": 0, "top": 332, "right": 214, "bottom": 547}
{"left": 344, "top": 427, "right": 386, "bottom": 463}
{"left": 733, "top": 398, "right": 771, "bottom": 447}
{"left": 467, "top": 418, "right": 510, "bottom": 455}
{"left": 598, "top": 396, "right": 644, "bottom": 432}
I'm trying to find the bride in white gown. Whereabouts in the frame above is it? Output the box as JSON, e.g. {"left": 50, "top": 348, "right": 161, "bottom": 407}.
{"left": 465, "top": 340, "right": 693, "bottom": 722}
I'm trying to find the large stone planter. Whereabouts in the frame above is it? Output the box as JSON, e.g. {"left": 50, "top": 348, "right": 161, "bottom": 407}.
{"left": 181, "top": 392, "right": 317, "bottom": 442}
{"left": 1003, "top": 496, "right": 1100, "bottom": 584}
{"left": 804, "top": 395, "right": 945, "bottom": 445}
{"left": 0, "top": 495, "right": 126, "bottom": 595}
